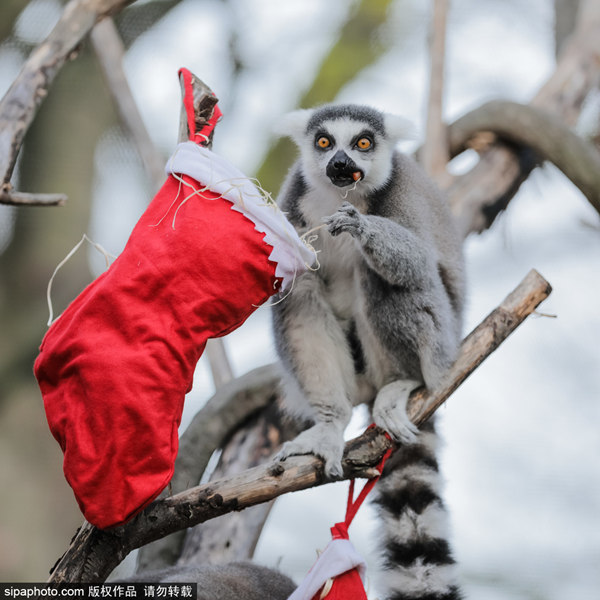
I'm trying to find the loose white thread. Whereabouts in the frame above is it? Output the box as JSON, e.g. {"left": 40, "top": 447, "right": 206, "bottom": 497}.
{"left": 319, "top": 578, "right": 334, "bottom": 599}
{"left": 46, "top": 234, "right": 115, "bottom": 326}
{"left": 340, "top": 178, "right": 360, "bottom": 199}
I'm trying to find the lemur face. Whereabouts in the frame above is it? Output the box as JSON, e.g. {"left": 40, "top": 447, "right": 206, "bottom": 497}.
{"left": 278, "top": 104, "right": 414, "bottom": 195}
{"left": 312, "top": 118, "right": 380, "bottom": 188}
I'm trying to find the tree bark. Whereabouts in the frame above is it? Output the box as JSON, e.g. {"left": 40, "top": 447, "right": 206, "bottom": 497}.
{"left": 446, "top": 100, "right": 600, "bottom": 217}
{"left": 447, "top": 0, "right": 600, "bottom": 237}
{"left": 48, "top": 269, "right": 552, "bottom": 584}
{"left": 135, "top": 364, "right": 283, "bottom": 572}
{"left": 177, "top": 401, "right": 301, "bottom": 567}
{"left": 0, "top": 0, "right": 135, "bottom": 203}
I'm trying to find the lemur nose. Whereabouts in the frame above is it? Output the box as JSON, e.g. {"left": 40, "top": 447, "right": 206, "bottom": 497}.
{"left": 331, "top": 150, "right": 351, "bottom": 169}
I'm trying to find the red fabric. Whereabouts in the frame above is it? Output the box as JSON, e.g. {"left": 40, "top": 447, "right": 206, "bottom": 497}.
{"left": 312, "top": 569, "right": 367, "bottom": 600}
{"left": 305, "top": 432, "right": 393, "bottom": 600}
{"left": 34, "top": 171, "right": 280, "bottom": 529}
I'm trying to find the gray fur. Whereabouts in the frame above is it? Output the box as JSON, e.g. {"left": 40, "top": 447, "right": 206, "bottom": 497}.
{"left": 121, "top": 562, "right": 296, "bottom": 600}
{"left": 272, "top": 103, "right": 465, "bottom": 478}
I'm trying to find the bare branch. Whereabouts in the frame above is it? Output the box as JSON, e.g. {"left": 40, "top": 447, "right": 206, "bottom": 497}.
{"left": 421, "top": 0, "right": 450, "bottom": 183}
{"left": 204, "top": 340, "right": 234, "bottom": 389}
{"left": 177, "top": 401, "right": 300, "bottom": 567}
{"left": 407, "top": 269, "right": 552, "bottom": 424}
{"left": 48, "top": 268, "right": 552, "bottom": 584}
{"left": 448, "top": 0, "right": 600, "bottom": 237}
{"left": 0, "top": 189, "right": 67, "bottom": 207}
{"left": 447, "top": 100, "right": 600, "bottom": 217}
{"left": 90, "top": 17, "right": 165, "bottom": 190}
{"left": 0, "top": 0, "right": 136, "bottom": 202}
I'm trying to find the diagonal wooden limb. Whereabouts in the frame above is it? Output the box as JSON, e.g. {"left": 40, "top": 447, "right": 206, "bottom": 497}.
{"left": 0, "top": 0, "right": 135, "bottom": 206}
{"left": 47, "top": 268, "right": 552, "bottom": 584}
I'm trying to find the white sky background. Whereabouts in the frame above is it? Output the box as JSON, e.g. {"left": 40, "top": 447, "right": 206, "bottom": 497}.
{"left": 3, "top": 0, "right": 600, "bottom": 597}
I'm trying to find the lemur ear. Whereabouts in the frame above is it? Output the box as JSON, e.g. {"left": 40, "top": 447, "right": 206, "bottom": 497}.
{"left": 274, "top": 109, "right": 314, "bottom": 142}
{"left": 384, "top": 113, "right": 417, "bottom": 142}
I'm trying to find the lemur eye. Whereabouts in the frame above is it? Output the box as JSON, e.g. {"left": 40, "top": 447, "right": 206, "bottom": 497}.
{"left": 316, "top": 136, "right": 331, "bottom": 149}
{"left": 356, "top": 137, "right": 372, "bottom": 150}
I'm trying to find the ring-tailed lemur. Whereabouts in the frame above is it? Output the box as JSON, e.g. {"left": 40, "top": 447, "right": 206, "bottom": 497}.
{"left": 271, "top": 104, "right": 465, "bottom": 599}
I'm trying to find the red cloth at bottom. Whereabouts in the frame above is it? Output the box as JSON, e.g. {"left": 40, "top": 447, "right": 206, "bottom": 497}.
{"left": 34, "top": 173, "right": 281, "bottom": 529}
{"left": 288, "top": 433, "right": 393, "bottom": 600}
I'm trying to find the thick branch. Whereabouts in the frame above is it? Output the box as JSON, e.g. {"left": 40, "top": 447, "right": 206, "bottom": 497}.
{"left": 48, "top": 268, "right": 551, "bottom": 584}
{"left": 176, "top": 401, "right": 300, "bottom": 567}
{"left": 447, "top": 100, "right": 600, "bottom": 217}
{"left": 0, "top": 0, "right": 135, "bottom": 200}
{"left": 175, "top": 364, "right": 281, "bottom": 495}
{"left": 135, "top": 364, "right": 282, "bottom": 572}
{"left": 448, "top": 0, "right": 600, "bottom": 236}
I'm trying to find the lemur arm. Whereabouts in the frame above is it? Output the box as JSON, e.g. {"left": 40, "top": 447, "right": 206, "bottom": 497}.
{"left": 324, "top": 201, "right": 436, "bottom": 288}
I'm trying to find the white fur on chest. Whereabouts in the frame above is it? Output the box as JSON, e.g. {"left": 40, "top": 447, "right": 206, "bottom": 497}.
{"left": 300, "top": 186, "right": 365, "bottom": 321}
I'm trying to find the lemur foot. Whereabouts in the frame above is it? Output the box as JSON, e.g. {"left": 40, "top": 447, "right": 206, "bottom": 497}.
{"left": 323, "top": 201, "right": 364, "bottom": 238}
{"left": 372, "top": 379, "right": 421, "bottom": 444}
{"left": 274, "top": 423, "right": 345, "bottom": 479}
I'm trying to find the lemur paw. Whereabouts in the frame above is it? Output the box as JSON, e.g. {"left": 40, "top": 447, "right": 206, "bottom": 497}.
{"left": 372, "top": 380, "right": 421, "bottom": 445}
{"left": 274, "top": 423, "right": 345, "bottom": 479}
{"left": 323, "top": 201, "right": 364, "bottom": 238}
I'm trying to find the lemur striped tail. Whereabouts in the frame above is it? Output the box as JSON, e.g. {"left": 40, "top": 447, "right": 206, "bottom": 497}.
{"left": 375, "top": 419, "right": 462, "bottom": 600}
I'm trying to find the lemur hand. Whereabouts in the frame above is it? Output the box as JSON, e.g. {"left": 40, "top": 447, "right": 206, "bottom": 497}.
{"left": 323, "top": 201, "right": 365, "bottom": 239}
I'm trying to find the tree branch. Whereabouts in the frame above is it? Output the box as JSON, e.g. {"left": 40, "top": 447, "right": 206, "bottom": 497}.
{"left": 48, "top": 268, "right": 552, "bottom": 584}
{"left": 421, "top": 0, "right": 450, "bottom": 183}
{"left": 0, "top": 0, "right": 135, "bottom": 203}
{"left": 448, "top": 0, "right": 600, "bottom": 237}
{"left": 0, "top": 189, "right": 67, "bottom": 206}
{"left": 176, "top": 401, "right": 300, "bottom": 568}
{"left": 135, "top": 364, "right": 282, "bottom": 571}
{"left": 447, "top": 100, "right": 600, "bottom": 217}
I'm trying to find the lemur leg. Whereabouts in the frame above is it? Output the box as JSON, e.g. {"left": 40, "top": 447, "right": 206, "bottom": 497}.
{"left": 372, "top": 379, "right": 421, "bottom": 444}
{"left": 273, "top": 276, "right": 355, "bottom": 479}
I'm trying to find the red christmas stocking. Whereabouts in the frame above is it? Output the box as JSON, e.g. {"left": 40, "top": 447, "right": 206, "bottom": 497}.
{"left": 288, "top": 438, "right": 393, "bottom": 600}
{"left": 34, "top": 68, "right": 314, "bottom": 530}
